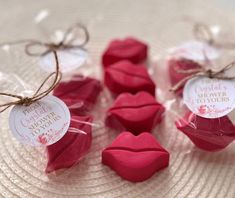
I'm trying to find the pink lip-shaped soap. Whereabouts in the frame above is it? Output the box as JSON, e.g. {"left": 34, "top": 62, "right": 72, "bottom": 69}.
{"left": 106, "top": 91, "right": 165, "bottom": 134}
{"left": 102, "top": 37, "right": 148, "bottom": 67}
{"left": 176, "top": 112, "right": 235, "bottom": 151}
{"left": 168, "top": 58, "right": 201, "bottom": 96}
{"left": 46, "top": 115, "right": 93, "bottom": 173}
{"left": 53, "top": 75, "right": 102, "bottom": 114}
{"left": 104, "top": 60, "right": 155, "bottom": 96}
{"left": 102, "top": 132, "right": 169, "bottom": 182}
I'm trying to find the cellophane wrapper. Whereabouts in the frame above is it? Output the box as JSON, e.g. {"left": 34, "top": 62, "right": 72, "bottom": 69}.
{"left": 158, "top": 24, "right": 235, "bottom": 152}
{"left": 0, "top": 23, "right": 105, "bottom": 176}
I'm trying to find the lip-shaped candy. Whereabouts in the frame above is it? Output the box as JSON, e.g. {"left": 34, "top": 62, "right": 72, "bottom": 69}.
{"left": 53, "top": 75, "right": 102, "bottom": 114}
{"left": 176, "top": 112, "right": 235, "bottom": 151}
{"left": 102, "top": 37, "right": 148, "bottom": 67}
{"left": 106, "top": 91, "right": 165, "bottom": 134}
{"left": 46, "top": 115, "right": 93, "bottom": 173}
{"left": 102, "top": 132, "right": 169, "bottom": 182}
{"left": 168, "top": 58, "right": 201, "bottom": 96}
{"left": 104, "top": 60, "right": 155, "bottom": 96}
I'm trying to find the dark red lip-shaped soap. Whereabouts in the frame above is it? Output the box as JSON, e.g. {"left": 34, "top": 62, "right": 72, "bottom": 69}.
{"left": 46, "top": 115, "right": 93, "bottom": 173}
{"left": 176, "top": 112, "right": 235, "bottom": 151}
{"left": 102, "top": 37, "right": 148, "bottom": 67}
{"left": 104, "top": 60, "right": 155, "bottom": 96}
{"left": 53, "top": 75, "right": 102, "bottom": 114}
{"left": 102, "top": 132, "right": 169, "bottom": 182}
{"left": 106, "top": 91, "right": 165, "bottom": 134}
{"left": 168, "top": 58, "right": 201, "bottom": 96}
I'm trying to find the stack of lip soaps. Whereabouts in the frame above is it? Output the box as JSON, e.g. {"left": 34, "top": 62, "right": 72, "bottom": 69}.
{"left": 45, "top": 75, "right": 102, "bottom": 173}
{"left": 101, "top": 37, "right": 170, "bottom": 182}
{"left": 168, "top": 58, "right": 235, "bottom": 151}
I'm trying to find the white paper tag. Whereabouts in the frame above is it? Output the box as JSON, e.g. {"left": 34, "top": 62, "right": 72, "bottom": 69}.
{"left": 39, "top": 48, "right": 88, "bottom": 73}
{"left": 183, "top": 77, "right": 235, "bottom": 118}
{"left": 169, "top": 41, "right": 220, "bottom": 61}
{"left": 9, "top": 95, "right": 71, "bottom": 146}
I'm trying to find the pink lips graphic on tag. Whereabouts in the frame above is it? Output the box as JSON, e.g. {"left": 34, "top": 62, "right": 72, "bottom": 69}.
{"left": 38, "top": 134, "right": 48, "bottom": 145}
{"left": 198, "top": 105, "right": 208, "bottom": 115}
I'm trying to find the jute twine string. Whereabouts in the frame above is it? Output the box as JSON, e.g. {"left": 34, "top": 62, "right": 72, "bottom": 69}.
{"left": 0, "top": 23, "right": 89, "bottom": 112}
{"left": 170, "top": 60, "right": 235, "bottom": 92}
{"left": 0, "top": 23, "right": 89, "bottom": 56}
{"left": 170, "top": 20, "right": 235, "bottom": 92}
{"left": 0, "top": 50, "right": 61, "bottom": 112}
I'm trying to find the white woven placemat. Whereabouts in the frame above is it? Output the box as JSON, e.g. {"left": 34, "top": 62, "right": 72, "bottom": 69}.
{"left": 0, "top": 0, "right": 235, "bottom": 197}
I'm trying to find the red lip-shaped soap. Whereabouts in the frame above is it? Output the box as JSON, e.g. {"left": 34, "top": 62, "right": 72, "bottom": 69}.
{"left": 106, "top": 91, "right": 165, "bottom": 134}
{"left": 102, "top": 132, "right": 169, "bottom": 182}
{"left": 102, "top": 37, "right": 148, "bottom": 67}
{"left": 46, "top": 115, "right": 93, "bottom": 173}
{"left": 104, "top": 60, "right": 155, "bottom": 96}
{"left": 53, "top": 75, "right": 102, "bottom": 114}
{"left": 176, "top": 112, "right": 235, "bottom": 151}
{"left": 168, "top": 58, "right": 201, "bottom": 96}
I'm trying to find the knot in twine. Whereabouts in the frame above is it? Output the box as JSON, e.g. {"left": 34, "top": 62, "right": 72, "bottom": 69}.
{"left": 17, "top": 97, "right": 32, "bottom": 106}
{"left": 170, "top": 60, "right": 235, "bottom": 92}
{"left": 0, "top": 23, "right": 90, "bottom": 112}
{"left": 0, "top": 23, "right": 89, "bottom": 56}
{"left": 0, "top": 50, "right": 62, "bottom": 112}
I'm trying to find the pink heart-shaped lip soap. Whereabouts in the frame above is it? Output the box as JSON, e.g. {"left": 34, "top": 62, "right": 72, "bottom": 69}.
{"left": 106, "top": 91, "right": 165, "bottom": 134}
{"left": 102, "top": 132, "right": 169, "bottom": 182}
{"left": 53, "top": 75, "right": 102, "bottom": 114}
{"left": 102, "top": 37, "right": 148, "bottom": 67}
{"left": 104, "top": 60, "right": 155, "bottom": 96}
{"left": 168, "top": 58, "right": 201, "bottom": 96}
{"left": 46, "top": 115, "right": 93, "bottom": 173}
{"left": 176, "top": 112, "right": 235, "bottom": 151}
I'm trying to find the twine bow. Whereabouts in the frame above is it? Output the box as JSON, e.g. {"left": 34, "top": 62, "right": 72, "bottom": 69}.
{"left": 0, "top": 23, "right": 89, "bottom": 56}
{"left": 0, "top": 50, "right": 61, "bottom": 112}
{"left": 170, "top": 60, "right": 235, "bottom": 92}
{"left": 0, "top": 23, "right": 90, "bottom": 112}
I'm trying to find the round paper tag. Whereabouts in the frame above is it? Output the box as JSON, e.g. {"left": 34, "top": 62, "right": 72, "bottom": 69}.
{"left": 39, "top": 48, "right": 88, "bottom": 73}
{"left": 169, "top": 41, "right": 220, "bottom": 61}
{"left": 183, "top": 77, "right": 235, "bottom": 118}
{"left": 9, "top": 95, "right": 71, "bottom": 146}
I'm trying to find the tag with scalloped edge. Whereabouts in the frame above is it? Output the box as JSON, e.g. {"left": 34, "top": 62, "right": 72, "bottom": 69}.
{"left": 183, "top": 76, "right": 235, "bottom": 118}
{"left": 9, "top": 95, "right": 71, "bottom": 146}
